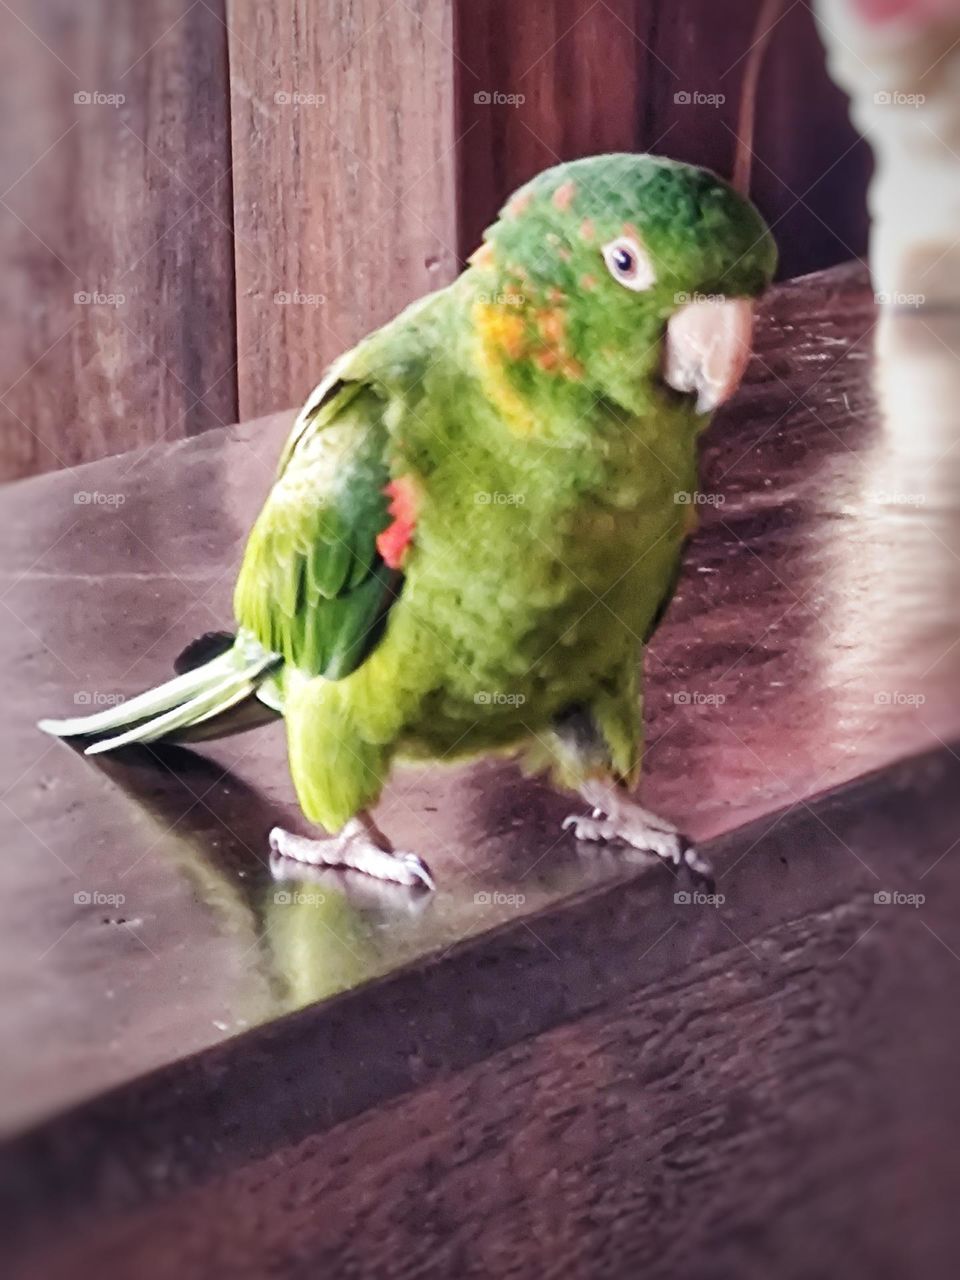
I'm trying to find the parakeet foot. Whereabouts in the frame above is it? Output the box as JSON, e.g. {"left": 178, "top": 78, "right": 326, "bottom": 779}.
{"left": 563, "top": 781, "right": 712, "bottom": 884}
{"left": 269, "top": 817, "right": 435, "bottom": 891}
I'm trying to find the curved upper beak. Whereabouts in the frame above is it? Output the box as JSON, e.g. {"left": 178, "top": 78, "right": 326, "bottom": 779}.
{"left": 663, "top": 297, "right": 755, "bottom": 414}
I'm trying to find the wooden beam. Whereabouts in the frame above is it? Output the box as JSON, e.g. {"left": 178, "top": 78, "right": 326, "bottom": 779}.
{"left": 0, "top": 0, "right": 238, "bottom": 482}
{"left": 455, "top": 0, "right": 648, "bottom": 260}
{"left": 226, "top": 0, "right": 459, "bottom": 421}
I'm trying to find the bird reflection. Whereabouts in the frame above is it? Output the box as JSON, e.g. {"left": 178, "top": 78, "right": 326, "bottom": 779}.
{"left": 81, "top": 743, "right": 435, "bottom": 1017}
{"left": 78, "top": 740, "right": 614, "bottom": 1032}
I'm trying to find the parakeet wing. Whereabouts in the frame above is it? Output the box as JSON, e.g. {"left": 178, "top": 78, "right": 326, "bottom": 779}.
{"left": 233, "top": 371, "right": 401, "bottom": 680}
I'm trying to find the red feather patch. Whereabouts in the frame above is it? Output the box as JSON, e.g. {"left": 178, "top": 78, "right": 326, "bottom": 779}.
{"left": 376, "top": 477, "right": 418, "bottom": 570}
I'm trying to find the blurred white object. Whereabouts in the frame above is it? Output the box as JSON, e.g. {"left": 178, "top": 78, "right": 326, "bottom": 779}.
{"left": 814, "top": 0, "right": 960, "bottom": 303}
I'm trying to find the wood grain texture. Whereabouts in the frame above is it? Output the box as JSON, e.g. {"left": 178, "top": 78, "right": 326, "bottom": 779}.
{"left": 456, "top": 0, "right": 648, "bottom": 258}
{"left": 456, "top": 0, "right": 871, "bottom": 279}
{"left": 642, "top": 0, "right": 873, "bottom": 280}
{"left": 226, "top": 0, "right": 459, "bottom": 421}
{"left": 12, "top": 747, "right": 960, "bottom": 1280}
{"left": 0, "top": 0, "right": 873, "bottom": 482}
{"left": 0, "top": 0, "right": 238, "bottom": 483}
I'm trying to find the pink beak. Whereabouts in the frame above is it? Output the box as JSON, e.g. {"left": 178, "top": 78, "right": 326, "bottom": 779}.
{"left": 663, "top": 297, "right": 755, "bottom": 414}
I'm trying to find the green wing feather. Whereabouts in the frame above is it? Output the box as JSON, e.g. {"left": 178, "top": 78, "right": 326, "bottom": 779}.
{"left": 234, "top": 377, "right": 401, "bottom": 681}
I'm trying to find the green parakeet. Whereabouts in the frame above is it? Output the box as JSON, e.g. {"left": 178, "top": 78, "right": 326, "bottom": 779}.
{"left": 40, "top": 153, "right": 777, "bottom": 890}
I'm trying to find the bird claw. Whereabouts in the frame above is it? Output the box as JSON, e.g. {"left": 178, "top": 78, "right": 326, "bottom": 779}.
{"left": 395, "top": 852, "right": 436, "bottom": 892}
{"left": 562, "top": 812, "right": 621, "bottom": 845}
{"left": 562, "top": 807, "right": 712, "bottom": 884}
{"left": 268, "top": 826, "right": 436, "bottom": 892}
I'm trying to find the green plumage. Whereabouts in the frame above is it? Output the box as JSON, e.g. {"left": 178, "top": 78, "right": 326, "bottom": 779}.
{"left": 41, "top": 154, "right": 776, "bottom": 836}
{"left": 235, "top": 389, "right": 401, "bottom": 679}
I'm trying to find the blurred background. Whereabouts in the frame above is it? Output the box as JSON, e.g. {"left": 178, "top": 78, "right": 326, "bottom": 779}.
{"left": 0, "top": 0, "right": 873, "bottom": 483}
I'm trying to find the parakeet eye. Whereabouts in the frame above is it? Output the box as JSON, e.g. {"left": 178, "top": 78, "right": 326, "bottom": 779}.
{"left": 602, "top": 236, "right": 656, "bottom": 292}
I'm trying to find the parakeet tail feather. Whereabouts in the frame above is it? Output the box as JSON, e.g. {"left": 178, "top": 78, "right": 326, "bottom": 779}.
{"left": 37, "top": 632, "right": 282, "bottom": 753}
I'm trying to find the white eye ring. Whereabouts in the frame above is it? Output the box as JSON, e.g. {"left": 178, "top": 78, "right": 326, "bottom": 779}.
{"left": 602, "top": 235, "right": 656, "bottom": 292}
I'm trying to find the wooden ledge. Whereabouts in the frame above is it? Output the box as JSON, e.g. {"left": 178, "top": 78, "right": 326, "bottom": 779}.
{"left": 2, "top": 261, "right": 959, "bottom": 1277}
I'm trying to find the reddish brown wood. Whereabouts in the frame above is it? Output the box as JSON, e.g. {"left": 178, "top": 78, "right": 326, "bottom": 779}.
{"left": 456, "top": 0, "right": 871, "bottom": 278}
{"left": 456, "top": 0, "right": 648, "bottom": 258}
{"left": 1, "top": 264, "right": 959, "bottom": 1277}
{"left": 0, "top": 0, "right": 238, "bottom": 483}
{"left": 642, "top": 0, "right": 872, "bottom": 279}
{"left": 225, "top": 0, "right": 459, "bottom": 421}
{"left": 1, "top": 0, "right": 872, "bottom": 484}
{"left": 16, "top": 750, "right": 960, "bottom": 1279}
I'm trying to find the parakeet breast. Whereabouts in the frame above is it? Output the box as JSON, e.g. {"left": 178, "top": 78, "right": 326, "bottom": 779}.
{"left": 383, "top": 393, "right": 700, "bottom": 758}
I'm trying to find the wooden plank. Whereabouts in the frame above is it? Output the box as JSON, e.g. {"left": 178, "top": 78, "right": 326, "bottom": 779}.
{"left": 8, "top": 747, "right": 960, "bottom": 1278}
{"left": 641, "top": 0, "right": 872, "bottom": 278}
{"left": 226, "top": 0, "right": 459, "bottom": 421}
{"left": 0, "top": 0, "right": 237, "bottom": 483}
{"left": 455, "top": 0, "right": 649, "bottom": 259}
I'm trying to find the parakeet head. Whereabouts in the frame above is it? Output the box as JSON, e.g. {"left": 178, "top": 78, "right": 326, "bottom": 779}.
{"left": 466, "top": 153, "right": 777, "bottom": 421}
